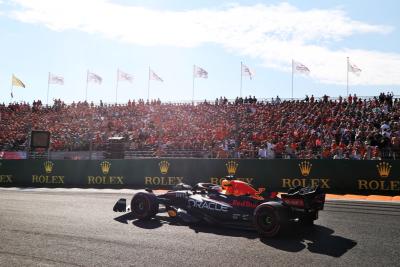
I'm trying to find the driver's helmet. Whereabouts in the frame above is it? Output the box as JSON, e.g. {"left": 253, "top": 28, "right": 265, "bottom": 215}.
{"left": 221, "top": 179, "right": 259, "bottom": 197}
{"left": 221, "top": 179, "right": 234, "bottom": 195}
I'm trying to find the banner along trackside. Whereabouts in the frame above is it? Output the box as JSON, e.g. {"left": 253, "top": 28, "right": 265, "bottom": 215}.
{"left": 0, "top": 159, "right": 398, "bottom": 195}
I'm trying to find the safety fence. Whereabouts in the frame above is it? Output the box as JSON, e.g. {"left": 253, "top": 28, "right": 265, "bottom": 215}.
{"left": 0, "top": 159, "right": 398, "bottom": 195}
{"left": 1, "top": 148, "right": 399, "bottom": 160}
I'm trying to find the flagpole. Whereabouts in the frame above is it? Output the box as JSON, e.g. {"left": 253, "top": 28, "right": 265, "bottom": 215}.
{"left": 10, "top": 79, "right": 13, "bottom": 103}
{"left": 47, "top": 72, "right": 50, "bottom": 106}
{"left": 192, "top": 65, "right": 195, "bottom": 103}
{"left": 240, "top": 62, "right": 243, "bottom": 98}
{"left": 291, "top": 59, "right": 294, "bottom": 99}
{"left": 85, "top": 70, "right": 89, "bottom": 102}
{"left": 346, "top": 57, "right": 349, "bottom": 96}
{"left": 115, "top": 69, "right": 119, "bottom": 104}
{"left": 147, "top": 66, "right": 150, "bottom": 101}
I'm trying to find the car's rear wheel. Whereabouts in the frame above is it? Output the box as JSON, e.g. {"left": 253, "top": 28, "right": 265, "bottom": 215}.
{"left": 131, "top": 192, "right": 159, "bottom": 220}
{"left": 254, "top": 203, "right": 282, "bottom": 237}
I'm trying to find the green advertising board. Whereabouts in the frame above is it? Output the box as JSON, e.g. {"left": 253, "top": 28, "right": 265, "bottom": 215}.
{"left": 0, "top": 159, "right": 399, "bottom": 195}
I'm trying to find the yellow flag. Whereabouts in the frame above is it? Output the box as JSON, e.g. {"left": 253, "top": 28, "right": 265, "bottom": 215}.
{"left": 12, "top": 74, "right": 25, "bottom": 88}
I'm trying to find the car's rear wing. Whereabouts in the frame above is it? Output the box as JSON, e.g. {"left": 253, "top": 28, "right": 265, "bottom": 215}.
{"left": 280, "top": 186, "right": 325, "bottom": 211}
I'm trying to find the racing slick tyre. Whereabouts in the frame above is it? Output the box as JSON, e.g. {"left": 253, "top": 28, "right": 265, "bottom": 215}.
{"left": 131, "top": 192, "right": 159, "bottom": 220}
{"left": 254, "top": 203, "right": 284, "bottom": 237}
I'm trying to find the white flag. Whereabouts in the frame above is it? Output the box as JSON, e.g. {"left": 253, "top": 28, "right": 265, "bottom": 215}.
{"left": 118, "top": 69, "right": 133, "bottom": 82}
{"left": 348, "top": 60, "right": 361, "bottom": 76}
{"left": 293, "top": 60, "right": 310, "bottom": 74}
{"left": 194, "top": 65, "right": 208, "bottom": 79}
{"left": 49, "top": 73, "right": 64, "bottom": 85}
{"left": 241, "top": 63, "right": 254, "bottom": 79}
{"left": 87, "top": 71, "right": 102, "bottom": 84}
{"left": 149, "top": 69, "right": 163, "bottom": 82}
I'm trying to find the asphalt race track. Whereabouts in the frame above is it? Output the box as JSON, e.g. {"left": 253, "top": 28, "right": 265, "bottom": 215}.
{"left": 1, "top": 189, "right": 400, "bottom": 266}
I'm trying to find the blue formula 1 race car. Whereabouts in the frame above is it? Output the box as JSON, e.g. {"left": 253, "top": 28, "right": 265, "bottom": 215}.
{"left": 113, "top": 177, "right": 325, "bottom": 237}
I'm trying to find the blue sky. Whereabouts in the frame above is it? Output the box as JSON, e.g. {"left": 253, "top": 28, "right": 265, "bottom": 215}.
{"left": 0, "top": 0, "right": 399, "bottom": 104}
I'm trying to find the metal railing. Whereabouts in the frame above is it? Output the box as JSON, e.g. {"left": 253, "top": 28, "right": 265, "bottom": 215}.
{"left": 4, "top": 147, "right": 394, "bottom": 160}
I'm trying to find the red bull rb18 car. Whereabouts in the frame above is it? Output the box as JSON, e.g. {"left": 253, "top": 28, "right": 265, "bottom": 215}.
{"left": 113, "top": 178, "right": 326, "bottom": 237}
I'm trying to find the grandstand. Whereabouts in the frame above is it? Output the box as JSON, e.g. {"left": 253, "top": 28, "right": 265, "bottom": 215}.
{"left": 0, "top": 93, "right": 399, "bottom": 160}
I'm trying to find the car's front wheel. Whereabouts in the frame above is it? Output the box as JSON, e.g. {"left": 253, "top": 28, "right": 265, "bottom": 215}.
{"left": 131, "top": 192, "right": 159, "bottom": 220}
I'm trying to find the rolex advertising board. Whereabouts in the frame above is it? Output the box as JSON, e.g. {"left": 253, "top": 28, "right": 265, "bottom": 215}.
{"left": 0, "top": 159, "right": 398, "bottom": 195}
{"left": 0, "top": 160, "right": 14, "bottom": 185}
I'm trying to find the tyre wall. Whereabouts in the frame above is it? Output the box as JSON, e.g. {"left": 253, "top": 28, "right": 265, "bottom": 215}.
{"left": 0, "top": 159, "right": 399, "bottom": 195}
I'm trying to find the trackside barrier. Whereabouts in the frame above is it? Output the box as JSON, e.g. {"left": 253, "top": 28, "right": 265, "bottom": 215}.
{"left": 0, "top": 159, "right": 399, "bottom": 195}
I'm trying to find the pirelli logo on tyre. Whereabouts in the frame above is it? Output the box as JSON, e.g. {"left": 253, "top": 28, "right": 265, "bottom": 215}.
{"left": 281, "top": 161, "right": 330, "bottom": 189}
{"left": 358, "top": 162, "right": 399, "bottom": 191}
{"left": 87, "top": 161, "right": 124, "bottom": 185}
{"left": 144, "top": 160, "right": 184, "bottom": 186}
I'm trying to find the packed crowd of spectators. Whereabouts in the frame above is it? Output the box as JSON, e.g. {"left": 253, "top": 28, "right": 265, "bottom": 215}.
{"left": 0, "top": 92, "right": 399, "bottom": 159}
